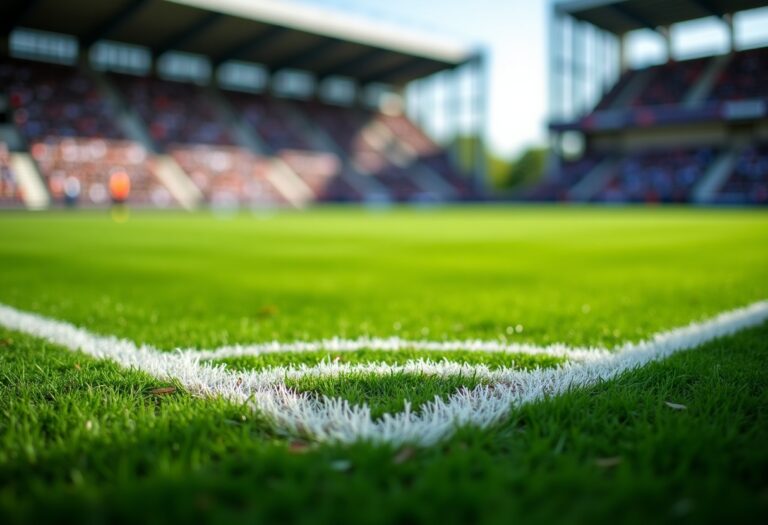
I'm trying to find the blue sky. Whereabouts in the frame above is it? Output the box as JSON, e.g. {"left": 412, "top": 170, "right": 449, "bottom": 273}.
{"left": 302, "top": 0, "right": 768, "bottom": 158}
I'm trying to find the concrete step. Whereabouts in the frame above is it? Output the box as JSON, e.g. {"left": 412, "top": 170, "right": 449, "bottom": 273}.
{"left": 685, "top": 54, "right": 731, "bottom": 108}
{"left": 87, "top": 69, "right": 157, "bottom": 152}
{"left": 153, "top": 155, "right": 204, "bottom": 210}
{"left": 267, "top": 158, "right": 314, "bottom": 208}
{"left": 279, "top": 102, "right": 392, "bottom": 202}
{"left": 363, "top": 119, "right": 457, "bottom": 200}
{"left": 206, "top": 87, "right": 267, "bottom": 153}
{"left": 10, "top": 153, "right": 49, "bottom": 210}
{"left": 569, "top": 157, "right": 618, "bottom": 201}
{"left": 692, "top": 147, "right": 740, "bottom": 203}
{"left": 611, "top": 68, "right": 655, "bottom": 109}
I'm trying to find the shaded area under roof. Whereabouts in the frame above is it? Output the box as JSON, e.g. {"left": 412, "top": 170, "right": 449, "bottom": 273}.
{"left": 1, "top": 0, "right": 476, "bottom": 85}
{"left": 556, "top": 0, "right": 768, "bottom": 34}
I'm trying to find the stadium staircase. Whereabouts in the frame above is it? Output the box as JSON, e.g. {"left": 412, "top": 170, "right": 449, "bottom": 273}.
{"left": 88, "top": 69, "right": 155, "bottom": 152}
{"left": 362, "top": 120, "right": 458, "bottom": 200}
{"left": 568, "top": 157, "right": 619, "bottom": 201}
{"left": 608, "top": 68, "right": 655, "bottom": 109}
{"left": 280, "top": 101, "right": 392, "bottom": 202}
{"left": 683, "top": 54, "right": 731, "bottom": 107}
{"left": 91, "top": 69, "right": 203, "bottom": 209}
{"left": 692, "top": 146, "right": 741, "bottom": 203}
{"left": 264, "top": 157, "right": 316, "bottom": 208}
{"left": 149, "top": 155, "right": 203, "bottom": 210}
{"left": 204, "top": 86, "right": 268, "bottom": 154}
{"left": 205, "top": 87, "right": 314, "bottom": 208}
{"left": 10, "top": 152, "right": 49, "bottom": 210}
{"left": 0, "top": 124, "right": 48, "bottom": 209}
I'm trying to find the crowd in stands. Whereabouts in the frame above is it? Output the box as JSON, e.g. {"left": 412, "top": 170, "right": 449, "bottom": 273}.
{"left": 31, "top": 138, "right": 173, "bottom": 207}
{"left": 588, "top": 46, "right": 768, "bottom": 114}
{"left": 171, "top": 145, "right": 284, "bottom": 207}
{"left": 378, "top": 113, "right": 474, "bottom": 198}
{"left": 1, "top": 59, "right": 123, "bottom": 142}
{"left": 226, "top": 92, "right": 311, "bottom": 152}
{"left": 718, "top": 145, "right": 768, "bottom": 204}
{"left": 593, "top": 71, "right": 635, "bottom": 112}
{"left": 630, "top": 57, "right": 708, "bottom": 107}
{"left": 0, "top": 55, "right": 474, "bottom": 209}
{"left": 302, "top": 102, "right": 424, "bottom": 201}
{"left": 0, "top": 142, "right": 22, "bottom": 205}
{"left": 595, "top": 147, "right": 716, "bottom": 203}
{"left": 225, "top": 92, "right": 359, "bottom": 201}
{"left": 1, "top": 59, "right": 175, "bottom": 206}
{"left": 539, "top": 46, "right": 768, "bottom": 205}
{"left": 115, "top": 75, "right": 234, "bottom": 147}
{"left": 709, "top": 47, "right": 768, "bottom": 102}
{"left": 117, "top": 76, "right": 296, "bottom": 206}
{"left": 278, "top": 149, "right": 359, "bottom": 201}
{"left": 527, "top": 154, "right": 604, "bottom": 201}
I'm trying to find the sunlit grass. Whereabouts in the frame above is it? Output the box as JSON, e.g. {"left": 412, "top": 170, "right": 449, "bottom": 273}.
{"left": 0, "top": 207, "right": 766, "bottom": 523}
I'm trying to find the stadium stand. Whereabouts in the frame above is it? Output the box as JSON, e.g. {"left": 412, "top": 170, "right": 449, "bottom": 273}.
{"left": 544, "top": 0, "right": 768, "bottom": 205}
{"left": 112, "top": 74, "right": 289, "bottom": 206}
{"left": 1, "top": 58, "right": 176, "bottom": 207}
{"left": 170, "top": 145, "right": 285, "bottom": 207}
{"left": 527, "top": 154, "right": 605, "bottom": 201}
{"left": 719, "top": 145, "right": 768, "bottom": 204}
{"left": 377, "top": 113, "right": 474, "bottom": 198}
{"left": 1, "top": 58, "right": 122, "bottom": 141}
{"left": 300, "top": 101, "right": 424, "bottom": 201}
{"left": 708, "top": 46, "right": 768, "bottom": 102}
{"left": 0, "top": 0, "right": 482, "bottom": 210}
{"left": 630, "top": 57, "right": 709, "bottom": 108}
{"left": 30, "top": 138, "right": 173, "bottom": 207}
{"left": 0, "top": 142, "right": 23, "bottom": 205}
{"left": 114, "top": 74, "right": 233, "bottom": 147}
{"left": 594, "top": 147, "right": 717, "bottom": 204}
{"left": 223, "top": 91, "right": 359, "bottom": 202}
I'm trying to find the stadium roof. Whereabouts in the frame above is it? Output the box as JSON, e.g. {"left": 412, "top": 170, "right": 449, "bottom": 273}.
{"left": 555, "top": 0, "right": 768, "bottom": 34}
{"left": 1, "top": 0, "right": 475, "bottom": 85}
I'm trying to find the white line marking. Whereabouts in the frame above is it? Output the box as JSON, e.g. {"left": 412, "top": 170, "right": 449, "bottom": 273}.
{"left": 0, "top": 301, "right": 766, "bottom": 446}
{"left": 187, "top": 337, "right": 605, "bottom": 361}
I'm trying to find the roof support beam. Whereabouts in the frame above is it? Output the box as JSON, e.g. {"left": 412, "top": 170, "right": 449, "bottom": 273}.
{"left": 315, "top": 48, "right": 391, "bottom": 78}
{"left": 608, "top": 3, "right": 659, "bottom": 32}
{"left": 267, "top": 38, "right": 344, "bottom": 72}
{"left": 688, "top": 0, "right": 726, "bottom": 18}
{"left": 152, "top": 12, "right": 223, "bottom": 57}
{"left": 80, "top": 0, "right": 153, "bottom": 48}
{"left": 1, "top": 0, "right": 43, "bottom": 36}
{"left": 212, "top": 26, "right": 286, "bottom": 66}
{"left": 360, "top": 57, "right": 433, "bottom": 84}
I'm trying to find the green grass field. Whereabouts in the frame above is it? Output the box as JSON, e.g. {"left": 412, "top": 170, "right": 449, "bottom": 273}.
{"left": 0, "top": 207, "right": 767, "bottom": 523}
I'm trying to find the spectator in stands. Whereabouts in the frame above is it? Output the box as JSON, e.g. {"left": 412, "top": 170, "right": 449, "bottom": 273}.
{"left": 109, "top": 170, "right": 131, "bottom": 204}
{"left": 63, "top": 175, "right": 80, "bottom": 207}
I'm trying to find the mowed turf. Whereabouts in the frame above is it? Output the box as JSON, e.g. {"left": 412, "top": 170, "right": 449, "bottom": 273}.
{"left": 0, "top": 206, "right": 767, "bottom": 523}
{"left": 0, "top": 207, "right": 766, "bottom": 349}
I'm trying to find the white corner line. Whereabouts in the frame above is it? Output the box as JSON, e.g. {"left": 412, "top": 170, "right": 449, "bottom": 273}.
{"left": 0, "top": 300, "right": 766, "bottom": 447}
{"left": 185, "top": 337, "right": 605, "bottom": 361}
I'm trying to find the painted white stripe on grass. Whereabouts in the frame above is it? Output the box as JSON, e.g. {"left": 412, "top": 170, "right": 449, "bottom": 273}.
{"left": 188, "top": 337, "right": 605, "bottom": 361}
{"left": 0, "top": 301, "right": 766, "bottom": 446}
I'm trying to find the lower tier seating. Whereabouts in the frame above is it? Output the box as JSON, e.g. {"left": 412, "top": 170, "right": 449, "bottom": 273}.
{"left": 594, "top": 148, "right": 716, "bottom": 203}
{"left": 0, "top": 142, "right": 23, "bottom": 205}
{"left": 718, "top": 145, "right": 768, "bottom": 204}
{"left": 30, "top": 138, "right": 174, "bottom": 207}
{"left": 170, "top": 145, "right": 286, "bottom": 207}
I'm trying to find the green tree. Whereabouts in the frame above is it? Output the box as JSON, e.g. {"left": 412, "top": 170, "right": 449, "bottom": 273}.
{"left": 506, "top": 147, "right": 548, "bottom": 189}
